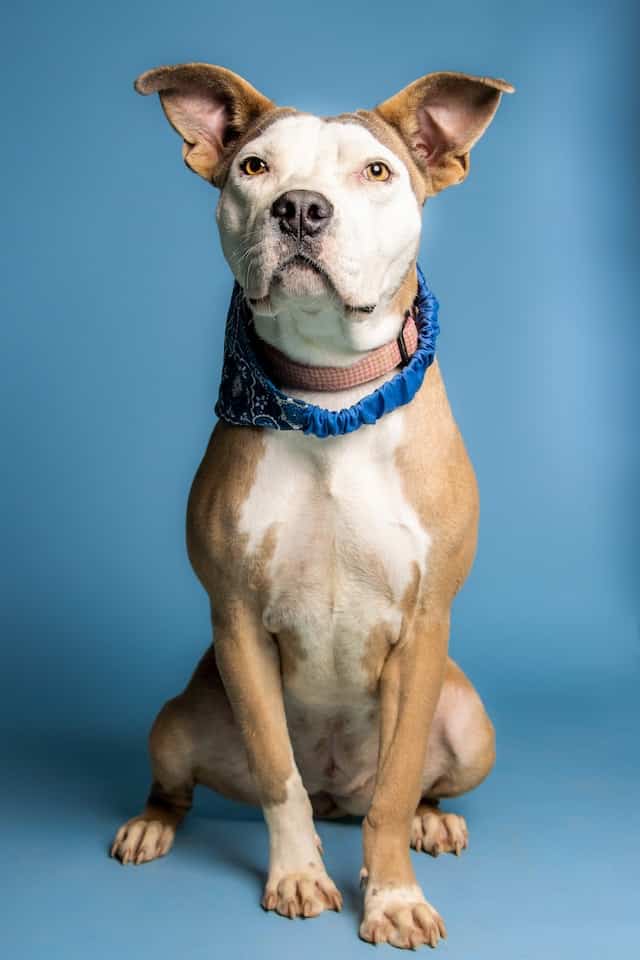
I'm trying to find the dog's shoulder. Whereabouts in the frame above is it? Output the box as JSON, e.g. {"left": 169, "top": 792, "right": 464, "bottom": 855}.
{"left": 186, "top": 420, "right": 266, "bottom": 591}
{"left": 398, "top": 360, "right": 479, "bottom": 604}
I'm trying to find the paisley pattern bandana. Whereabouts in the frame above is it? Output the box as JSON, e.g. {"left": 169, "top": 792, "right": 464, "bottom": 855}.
{"left": 214, "top": 264, "right": 440, "bottom": 439}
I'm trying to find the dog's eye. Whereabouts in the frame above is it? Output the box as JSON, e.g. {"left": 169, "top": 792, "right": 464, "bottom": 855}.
{"left": 240, "top": 156, "right": 269, "bottom": 176}
{"left": 364, "top": 161, "right": 391, "bottom": 182}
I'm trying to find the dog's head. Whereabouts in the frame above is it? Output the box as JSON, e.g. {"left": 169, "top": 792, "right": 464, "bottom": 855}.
{"left": 136, "top": 64, "right": 512, "bottom": 323}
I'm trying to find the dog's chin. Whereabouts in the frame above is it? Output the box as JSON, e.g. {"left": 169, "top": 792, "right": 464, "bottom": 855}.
{"left": 271, "top": 259, "right": 332, "bottom": 301}
{"left": 248, "top": 259, "right": 377, "bottom": 318}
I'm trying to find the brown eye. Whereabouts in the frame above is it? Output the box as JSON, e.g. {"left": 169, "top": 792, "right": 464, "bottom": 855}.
{"left": 240, "top": 156, "right": 268, "bottom": 176}
{"left": 364, "top": 161, "right": 391, "bottom": 182}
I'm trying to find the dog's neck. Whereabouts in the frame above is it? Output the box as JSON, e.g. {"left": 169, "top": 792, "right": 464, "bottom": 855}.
{"left": 251, "top": 266, "right": 418, "bottom": 369}
{"left": 213, "top": 264, "right": 438, "bottom": 432}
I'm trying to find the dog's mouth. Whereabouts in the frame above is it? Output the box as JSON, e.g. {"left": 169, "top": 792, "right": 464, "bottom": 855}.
{"left": 247, "top": 253, "right": 331, "bottom": 313}
{"left": 274, "top": 253, "right": 333, "bottom": 296}
{"left": 248, "top": 254, "right": 377, "bottom": 316}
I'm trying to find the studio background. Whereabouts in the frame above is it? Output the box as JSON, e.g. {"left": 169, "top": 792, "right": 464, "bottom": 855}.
{"left": 2, "top": 1, "right": 638, "bottom": 957}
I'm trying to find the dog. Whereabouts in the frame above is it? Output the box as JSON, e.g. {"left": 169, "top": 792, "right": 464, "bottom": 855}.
{"left": 111, "top": 62, "right": 513, "bottom": 949}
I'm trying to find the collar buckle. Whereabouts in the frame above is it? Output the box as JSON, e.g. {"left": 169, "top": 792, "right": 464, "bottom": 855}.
{"left": 397, "top": 310, "right": 413, "bottom": 366}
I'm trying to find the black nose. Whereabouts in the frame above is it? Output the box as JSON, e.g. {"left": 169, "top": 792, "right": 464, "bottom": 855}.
{"left": 271, "top": 190, "right": 333, "bottom": 239}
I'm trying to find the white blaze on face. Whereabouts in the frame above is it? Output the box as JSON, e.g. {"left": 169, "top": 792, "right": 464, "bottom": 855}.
{"left": 216, "top": 114, "right": 421, "bottom": 313}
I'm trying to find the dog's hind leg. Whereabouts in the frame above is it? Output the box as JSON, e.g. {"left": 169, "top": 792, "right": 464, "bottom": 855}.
{"left": 410, "top": 658, "right": 495, "bottom": 858}
{"left": 110, "top": 645, "right": 261, "bottom": 865}
{"left": 110, "top": 696, "right": 195, "bottom": 865}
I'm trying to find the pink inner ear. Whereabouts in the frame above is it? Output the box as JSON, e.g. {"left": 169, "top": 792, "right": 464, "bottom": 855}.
{"left": 416, "top": 90, "right": 498, "bottom": 159}
{"left": 416, "top": 105, "right": 445, "bottom": 161}
{"left": 425, "top": 101, "right": 481, "bottom": 149}
{"left": 163, "top": 86, "right": 229, "bottom": 152}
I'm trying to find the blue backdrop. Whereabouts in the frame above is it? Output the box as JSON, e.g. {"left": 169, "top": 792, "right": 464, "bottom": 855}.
{"left": 2, "top": 1, "right": 638, "bottom": 958}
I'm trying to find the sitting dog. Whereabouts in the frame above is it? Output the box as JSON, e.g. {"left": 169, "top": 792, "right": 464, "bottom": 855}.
{"left": 111, "top": 62, "right": 513, "bottom": 949}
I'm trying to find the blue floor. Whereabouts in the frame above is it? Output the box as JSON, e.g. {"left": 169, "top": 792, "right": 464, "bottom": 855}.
{"left": 4, "top": 670, "right": 639, "bottom": 959}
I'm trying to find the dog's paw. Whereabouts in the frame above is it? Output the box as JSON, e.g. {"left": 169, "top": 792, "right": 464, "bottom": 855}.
{"left": 360, "top": 883, "right": 446, "bottom": 949}
{"left": 411, "top": 804, "right": 468, "bottom": 857}
{"left": 110, "top": 816, "right": 176, "bottom": 865}
{"left": 262, "top": 869, "right": 343, "bottom": 918}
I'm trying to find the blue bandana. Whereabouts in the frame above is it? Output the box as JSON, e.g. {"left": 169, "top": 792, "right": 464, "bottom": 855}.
{"left": 214, "top": 264, "right": 439, "bottom": 438}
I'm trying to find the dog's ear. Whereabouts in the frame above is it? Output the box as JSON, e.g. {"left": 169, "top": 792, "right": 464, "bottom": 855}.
{"left": 134, "top": 63, "right": 275, "bottom": 185}
{"left": 375, "top": 72, "right": 514, "bottom": 196}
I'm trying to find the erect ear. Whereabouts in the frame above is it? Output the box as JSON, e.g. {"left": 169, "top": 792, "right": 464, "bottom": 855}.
{"left": 134, "top": 63, "right": 275, "bottom": 186}
{"left": 375, "top": 71, "right": 514, "bottom": 197}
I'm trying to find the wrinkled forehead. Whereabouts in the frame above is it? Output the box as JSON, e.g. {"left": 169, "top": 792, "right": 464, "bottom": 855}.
{"left": 228, "top": 112, "right": 423, "bottom": 197}
{"left": 244, "top": 114, "right": 397, "bottom": 167}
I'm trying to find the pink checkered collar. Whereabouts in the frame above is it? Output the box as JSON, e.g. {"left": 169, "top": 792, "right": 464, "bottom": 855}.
{"left": 252, "top": 310, "right": 419, "bottom": 392}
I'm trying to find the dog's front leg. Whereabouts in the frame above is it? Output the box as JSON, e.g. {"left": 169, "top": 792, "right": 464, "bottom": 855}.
{"left": 213, "top": 602, "right": 343, "bottom": 919}
{"left": 360, "top": 616, "right": 449, "bottom": 949}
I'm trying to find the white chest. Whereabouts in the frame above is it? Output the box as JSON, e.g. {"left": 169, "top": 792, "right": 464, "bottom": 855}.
{"left": 239, "top": 407, "right": 430, "bottom": 704}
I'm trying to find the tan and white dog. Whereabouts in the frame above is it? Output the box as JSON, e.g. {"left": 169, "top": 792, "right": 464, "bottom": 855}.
{"left": 111, "top": 63, "right": 513, "bottom": 949}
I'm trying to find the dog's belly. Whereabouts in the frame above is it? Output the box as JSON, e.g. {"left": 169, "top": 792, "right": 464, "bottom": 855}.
{"left": 285, "top": 695, "right": 379, "bottom": 800}
{"left": 239, "top": 407, "right": 431, "bottom": 714}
